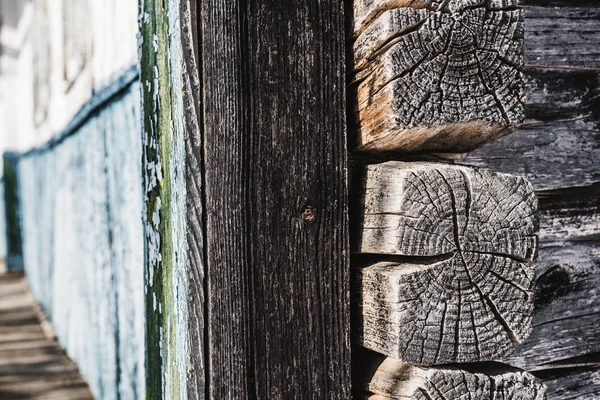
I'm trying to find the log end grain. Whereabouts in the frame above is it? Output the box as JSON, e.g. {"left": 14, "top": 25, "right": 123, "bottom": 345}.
{"left": 352, "top": 162, "right": 539, "bottom": 364}
{"left": 352, "top": 0, "right": 525, "bottom": 153}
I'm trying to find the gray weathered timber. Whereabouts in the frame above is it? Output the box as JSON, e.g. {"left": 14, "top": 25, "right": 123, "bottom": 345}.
{"left": 199, "top": 0, "right": 350, "bottom": 397}
{"left": 351, "top": 0, "right": 525, "bottom": 152}
{"left": 503, "top": 185, "right": 600, "bottom": 370}
{"left": 507, "top": 241, "right": 600, "bottom": 370}
{"left": 353, "top": 162, "right": 538, "bottom": 260}
{"left": 355, "top": 350, "right": 546, "bottom": 399}
{"left": 521, "top": 5, "right": 600, "bottom": 69}
{"left": 457, "top": 5, "right": 600, "bottom": 191}
{"left": 533, "top": 365, "right": 600, "bottom": 400}
{"left": 457, "top": 67, "right": 600, "bottom": 191}
{"left": 352, "top": 162, "right": 538, "bottom": 364}
{"left": 354, "top": 255, "right": 534, "bottom": 364}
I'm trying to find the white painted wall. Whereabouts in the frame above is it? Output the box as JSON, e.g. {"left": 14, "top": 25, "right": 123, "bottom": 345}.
{"left": 0, "top": 0, "right": 138, "bottom": 158}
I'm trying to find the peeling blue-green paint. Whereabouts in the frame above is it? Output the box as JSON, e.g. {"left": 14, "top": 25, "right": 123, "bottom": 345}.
{"left": 139, "top": 0, "right": 189, "bottom": 398}
{"left": 15, "top": 78, "right": 145, "bottom": 400}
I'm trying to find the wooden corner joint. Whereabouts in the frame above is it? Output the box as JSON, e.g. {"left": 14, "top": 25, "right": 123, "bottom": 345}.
{"left": 352, "top": 162, "right": 539, "bottom": 365}
{"left": 351, "top": 0, "right": 525, "bottom": 152}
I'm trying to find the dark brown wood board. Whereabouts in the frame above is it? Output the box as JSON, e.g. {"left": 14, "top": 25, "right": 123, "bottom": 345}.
{"left": 196, "top": 0, "right": 351, "bottom": 398}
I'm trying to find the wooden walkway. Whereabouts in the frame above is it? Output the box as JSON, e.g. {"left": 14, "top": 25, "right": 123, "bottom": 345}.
{"left": 0, "top": 274, "right": 93, "bottom": 399}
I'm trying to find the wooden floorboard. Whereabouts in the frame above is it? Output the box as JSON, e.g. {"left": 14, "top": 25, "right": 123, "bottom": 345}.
{"left": 0, "top": 274, "right": 94, "bottom": 400}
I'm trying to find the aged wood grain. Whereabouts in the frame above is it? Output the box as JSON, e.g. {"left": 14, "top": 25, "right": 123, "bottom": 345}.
{"left": 354, "top": 254, "right": 535, "bottom": 364}
{"left": 455, "top": 5, "right": 600, "bottom": 190}
{"left": 350, "top": 0, "right": 525, "bottom": 152}
{"left": 453, "top": 5, "right": 600, "bottom": 395}
{"left": 353, "top": 162, "right": 538, "bottom": 260}
{"left": 533, "top": 365, "right": 600, "bottom": 400}
{"left": 457, "top": 67, "right": 600, "bottom": 191}
{"left": 501, "top": 185, "right": 600, "bottom": 371}
{"left": 199, "top": 0, "right": 351, "bottom": 397}
{"left": 354, "top": 349, "right": 546, "bottom": 399}
{"left": 179, "top": 0, "right": 206, "bottom": 398}
{"left": 351, "top": 162, "right": 538, "bottom": 364}
{"left": 506, "top": 241, "right": 600, "bottom": 370}
{"left": 522, "top": 5, "right": 600, "bottom": 69}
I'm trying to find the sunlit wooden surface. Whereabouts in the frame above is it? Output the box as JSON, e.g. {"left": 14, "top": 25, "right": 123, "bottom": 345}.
{"left": 0, "top": 274, "right": 93, "bottom": 400}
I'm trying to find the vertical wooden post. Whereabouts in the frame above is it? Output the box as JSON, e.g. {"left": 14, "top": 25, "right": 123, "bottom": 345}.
{"left": 3, "top": 152, "right": 24, "bottom": 272}
{"left": 197, "top": 0, "right": 351, "bottom": 397}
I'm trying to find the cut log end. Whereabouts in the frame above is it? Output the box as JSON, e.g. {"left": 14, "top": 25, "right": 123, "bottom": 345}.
{"left": 354, "top": 256, "right": 534, "bottom": 364}
{"left": 352, "top": 162, "right": 538, "bottom": 364}
{"left": 354, "top": 162, "right": 539, "bottom": 261}
{"left": 356, "top": 352, "right": 547, "bottom": 400}
{"left": 352, "top": 0, "right": 524, "bottom": 153}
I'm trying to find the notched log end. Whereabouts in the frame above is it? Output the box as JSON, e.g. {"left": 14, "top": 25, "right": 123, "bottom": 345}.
{"left": 353, "top": 257, "right": 535, "bottom": 365}
{"left": 351, "top": 162, "right": 538, "bottom": 364}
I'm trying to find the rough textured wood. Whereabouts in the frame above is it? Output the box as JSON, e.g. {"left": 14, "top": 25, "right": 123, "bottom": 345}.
{"left": 502, "top": 185, "right": 600, "bottom": 371}
{"left": 351, "top": 0, "right": 525, "bottom": 152}
{"left": 355, "top": 255, "right": 535, "bottom": 364}
{"left": 522, "top": 5, "right": 600, "bottom": 69}
{"left": 352, "top": 162, "right": 538, "bottom": 364}
{"left": 0, "top": 274, "right": 93, "bottom": 400}
{"left": 533, "top": 365, "right": 600, "bottom": 400}
{"left": 507, "top": 241, "right": 600, "bottom": 370}
{"left": 355, "top": 349, "right": 546, "bottom": 399}
{"left": 457, "top": 67, "right": 600, "bottom": 191}
{"left": 353, "top": 162, "right": 538, "bottom": 260}
{"left": 456, "top": 5, "right": 600, "bottom": 190}
{"left": 199, "top": 0, "right": 351, "bottom": 397}
{"left": 451, "top": 5, "right": 600, "bottom": 392}
{"left": 180, "top": 0, "right": 206, "bottom": 398}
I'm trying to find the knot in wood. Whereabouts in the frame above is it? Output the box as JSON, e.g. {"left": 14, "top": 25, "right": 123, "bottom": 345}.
{"left": 301, "top": 205, "right": 317, "bottom": 223}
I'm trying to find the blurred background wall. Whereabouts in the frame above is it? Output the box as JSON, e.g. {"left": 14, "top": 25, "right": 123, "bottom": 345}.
{"left": 0, "top": 1, "right": 144, "bottom": 399}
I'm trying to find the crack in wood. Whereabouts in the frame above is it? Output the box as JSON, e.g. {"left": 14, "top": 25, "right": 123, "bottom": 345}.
{"left": 352, "top": 162, "right": 537, "bottom": 364}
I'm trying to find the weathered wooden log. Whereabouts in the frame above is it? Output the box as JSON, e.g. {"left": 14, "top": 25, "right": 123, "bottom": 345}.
{"left": 505, "top": 184, "right": 600, "bottom": 370}
{"left": 351, "top": 0, "right": 525, "bottom": 152}
{"left": 352, "top": 162, "right": 538, "bottom": 364}
{"left": 355, "top": 350, "right": 547, "bottom": 399}
{"left": 353, "top": 162, "right": 538, "bottom": 259}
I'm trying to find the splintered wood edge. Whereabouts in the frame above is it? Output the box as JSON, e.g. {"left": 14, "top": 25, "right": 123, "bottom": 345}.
{"left": 353, "top": 0, "right": 432, "bottom": 40}
{"left": 353, "top": 119, "right": 515, "bottom": 153}
{"left": 354, "top": 350, "right": 547, "bottom": 399}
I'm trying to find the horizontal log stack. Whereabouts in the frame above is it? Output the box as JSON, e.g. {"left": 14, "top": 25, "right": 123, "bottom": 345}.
{"left": 349, "top": 0, "right": 547, "bottom": 398}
